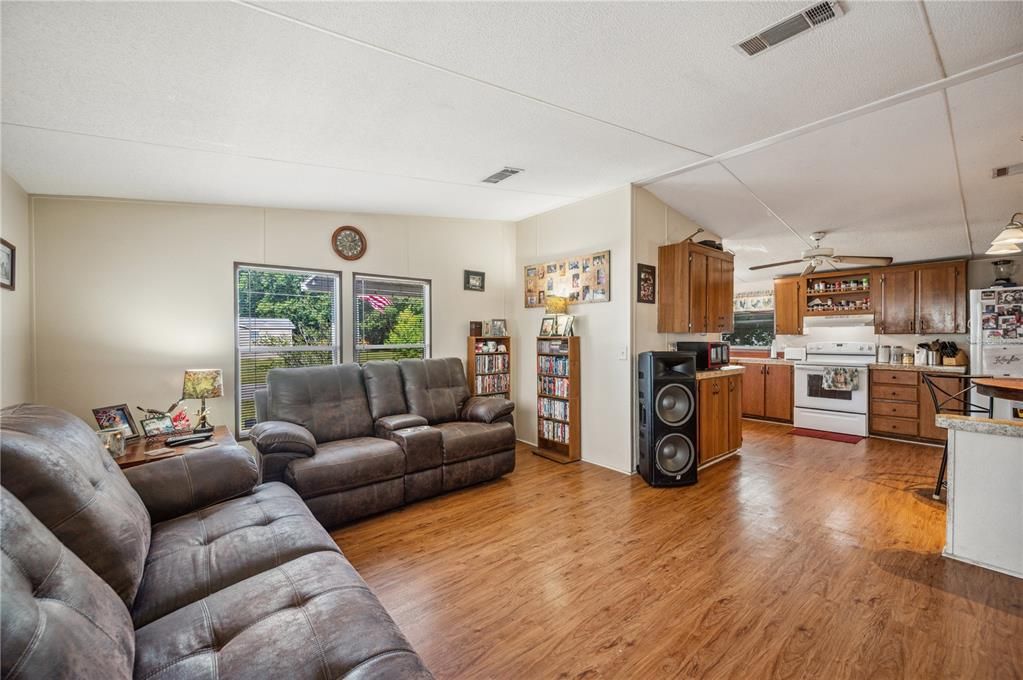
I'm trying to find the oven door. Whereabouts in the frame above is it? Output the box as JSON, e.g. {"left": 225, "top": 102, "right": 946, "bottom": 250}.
{"left": 794, "top": 364, "right": 868, "bottom": 414}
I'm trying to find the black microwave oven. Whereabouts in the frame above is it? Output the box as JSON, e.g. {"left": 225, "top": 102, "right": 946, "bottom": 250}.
{"left": 673, "top": 342, "right": 729, "bottom": 370}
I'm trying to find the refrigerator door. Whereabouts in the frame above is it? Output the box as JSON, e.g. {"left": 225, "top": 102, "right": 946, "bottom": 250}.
{"left": 979, "top": 344, "right": 1023, "bottom": 377}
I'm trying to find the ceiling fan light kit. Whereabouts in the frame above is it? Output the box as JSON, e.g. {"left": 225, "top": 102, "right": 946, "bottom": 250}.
{"left": 750, "top": 231, "right": 892, "bottom": 274}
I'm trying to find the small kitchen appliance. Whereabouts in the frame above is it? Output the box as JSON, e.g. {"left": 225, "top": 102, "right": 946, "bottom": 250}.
{"left": 673, "top": 341, "right": 729, "bottom": 370}
{"left": 794, "top": 341, "right": 875, "bottom": 436}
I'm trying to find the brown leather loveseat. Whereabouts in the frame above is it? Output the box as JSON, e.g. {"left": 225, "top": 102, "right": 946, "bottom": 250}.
{"left": 0, "top": 404, "right": 432, "bottom": 680}
{"left": 250, "top": 357, "right": 516, "bottom": 529}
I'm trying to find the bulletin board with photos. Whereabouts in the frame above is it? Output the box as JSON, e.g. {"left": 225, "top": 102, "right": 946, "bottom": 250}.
{"left": 523, "top": 250, "right": 610, "bottom": 308}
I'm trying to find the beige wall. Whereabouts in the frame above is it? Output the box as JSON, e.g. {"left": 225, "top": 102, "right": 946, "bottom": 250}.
{"left": 32, "top": 197, "right": 514, "bottom": 430}
{"left": 513, "top": 186, "right": 633, "bottom": 473}
{"left": 1, "top": 172, "right": 34, "bottom": 406}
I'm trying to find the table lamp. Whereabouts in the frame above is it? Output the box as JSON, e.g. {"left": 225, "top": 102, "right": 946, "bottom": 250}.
{"left": 182, "top": 369, "right": 223, "bottom": 434}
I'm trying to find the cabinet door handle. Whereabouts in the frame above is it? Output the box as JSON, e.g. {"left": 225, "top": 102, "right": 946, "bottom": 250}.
{"left": 766, "top": 367, "right": 770, "bottom": 375}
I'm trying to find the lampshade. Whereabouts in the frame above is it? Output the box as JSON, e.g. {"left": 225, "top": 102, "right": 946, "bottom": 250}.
{"left": 182, "top": 369, "right": 224, "bottom": 399}
{"left": 990, "top": 212, "right": 1023, "bottom": 245}
{"left": 545, "top": 295, "right": 568, "bottom": 314}
{"left": 986, "top": 242, "right": 1022, "bottom": 255}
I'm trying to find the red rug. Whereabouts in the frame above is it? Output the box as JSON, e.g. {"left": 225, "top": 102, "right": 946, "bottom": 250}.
{"left": 788, "top": 427, "right": 863, "bottom": 444}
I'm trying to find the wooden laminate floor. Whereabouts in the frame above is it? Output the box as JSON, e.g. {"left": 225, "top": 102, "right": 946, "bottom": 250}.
{"left": 332, "top": 420, "right": 1023, "bottom": 679}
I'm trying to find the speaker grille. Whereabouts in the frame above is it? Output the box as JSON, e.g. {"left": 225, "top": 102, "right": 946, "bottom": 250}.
{"left": 655, "top": 384, "right": 694, "bottom": 426}
{"left": 655, "top": 434, "right": 695, "bottom": 475}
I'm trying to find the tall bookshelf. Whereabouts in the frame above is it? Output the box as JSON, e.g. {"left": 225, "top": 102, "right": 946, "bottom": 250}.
{"left": 467, "top": 336, "right": 512, "bottom": 399}
{"left": 534, "top": 335, "right": 580, "bottom": 464}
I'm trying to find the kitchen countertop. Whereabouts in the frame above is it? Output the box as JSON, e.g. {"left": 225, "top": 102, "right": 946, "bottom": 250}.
{"left": 936, "top": 414, "right": 1023, "bottom": 438}
{"left": 731, "top": 357, "right": 796, "bottom": 366}
{"left": 696, "top": 365, "right": 744, "bottom": 380}
{"left": 867, "top": 363, "right": 968, "bottom": 374}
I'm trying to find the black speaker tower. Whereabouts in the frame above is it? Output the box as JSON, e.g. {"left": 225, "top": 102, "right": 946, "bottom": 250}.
{"left": 637, "top": 351, "right": 699, "bottom": 487}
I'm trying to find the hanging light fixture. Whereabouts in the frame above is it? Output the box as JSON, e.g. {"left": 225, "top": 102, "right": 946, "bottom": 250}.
{"left": 986, "top": 242, "right": 1022, "bottom": 255}
{"left": 990, "top": 212, "right": 1023, "bottom": 245}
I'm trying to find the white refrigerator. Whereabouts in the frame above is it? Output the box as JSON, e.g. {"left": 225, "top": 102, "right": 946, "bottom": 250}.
{"left": 969, "top": 286, "right": 1023, "bottom": 419}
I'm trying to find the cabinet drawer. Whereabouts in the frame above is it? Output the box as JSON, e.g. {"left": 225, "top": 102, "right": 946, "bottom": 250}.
{"left": 870, "top": 369, "right": 918, "bottom": 386}
{"left": 871, "top": 385, "right": 917, "bottom": 402}
{"left": 870, "top": 400, "right": 919, "bottom": 418}
{"left": 871, "top": 416, "right": 919, "bottom": 437}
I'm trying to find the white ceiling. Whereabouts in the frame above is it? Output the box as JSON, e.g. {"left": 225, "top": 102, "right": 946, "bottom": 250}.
{"left": 2, "top": 1, "right": 1021, "bottom": 258}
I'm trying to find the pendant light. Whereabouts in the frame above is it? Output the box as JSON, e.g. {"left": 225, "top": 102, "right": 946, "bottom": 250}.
{"left": 986, "top": 242, "right": 1022, "bottom": 255}
{"left": 990, "top": 212, "right": 1023, "bottom": 245}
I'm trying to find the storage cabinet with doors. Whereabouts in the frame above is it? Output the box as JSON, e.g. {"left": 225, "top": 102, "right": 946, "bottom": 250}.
{"left": 869, "top": 368, "right": 965, "bottom": 443}
{"left": 658, "top": 241, "right": 734, "bottom": 333}
{"left": 773, "top": 277, "right": 802, "bottom": 335}
{"left": 697, "top": 371, "right": 743, "bottom": 465}
{"left": 874, "top": 260, "right": 966, "bottom": 335}
{"left": 735, "top": 361, "right": 793, "bottom": 422}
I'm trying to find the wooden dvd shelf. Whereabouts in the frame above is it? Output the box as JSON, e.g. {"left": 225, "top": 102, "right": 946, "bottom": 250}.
{"left": 467, "top": 336, "right": 512, "bottom": 399}
{"left": 534, "top": 335, "right": 580, "bottom": 464}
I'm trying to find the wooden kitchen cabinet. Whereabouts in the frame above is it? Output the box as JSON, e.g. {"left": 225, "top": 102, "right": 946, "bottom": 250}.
{"left": 773, "top": 277, "right": 802, "bottom": 335}
{"left": 698, "top": 373, "right": 743, "bottom": 465}
{"left": 875, "top": 267, "right": 916, "bottom": 334}
{"left": 874, "top": 260, "right": 967, "bottom": 335}
{"left": 918, "top": 375, "right": 966, "bottom": 441}
{"left": 869, "top": 368, "right": 965, "bottom": 443}
{"left": 657, "top": 241, "right": 734, "bottom": 333}
{"left": 735, "top": 361, "right": 793, "bottom": 422}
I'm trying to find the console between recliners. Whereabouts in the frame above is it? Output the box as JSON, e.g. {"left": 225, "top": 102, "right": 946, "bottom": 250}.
{"left": 250, "top": 357, "right": 516, "bottom": 529}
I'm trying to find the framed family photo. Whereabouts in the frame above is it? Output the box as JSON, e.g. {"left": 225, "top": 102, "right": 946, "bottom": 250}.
{"left": 0, "top": 239, "right": 14, "bottom": 291}
{"left": 92, "top": 404, "right": 140, "bottom": 441}
{"left": 464, "top": 270, "right": 485, "bottom": 292}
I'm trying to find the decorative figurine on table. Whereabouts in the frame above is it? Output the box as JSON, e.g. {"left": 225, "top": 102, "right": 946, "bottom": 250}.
{"left": 181, "top": 368, "right": 223, "bottom": 434}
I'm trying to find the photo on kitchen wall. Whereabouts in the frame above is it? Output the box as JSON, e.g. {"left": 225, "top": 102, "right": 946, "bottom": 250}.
{"left": 637, "top": 263, "right": 656, "bottom": 304}
{"left": 524, "top": 249, "right": 610, "bottom": 308}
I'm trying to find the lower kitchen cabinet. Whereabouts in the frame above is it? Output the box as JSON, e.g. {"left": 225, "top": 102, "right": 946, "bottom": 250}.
{"left": 698, "top": 373, "right": 743, "bottom": 465}
{"left": 734, "top": 361, "right": 793, "bottom": 423}
{"left": 869, "top": 368, "right": 965, "bottom": 443}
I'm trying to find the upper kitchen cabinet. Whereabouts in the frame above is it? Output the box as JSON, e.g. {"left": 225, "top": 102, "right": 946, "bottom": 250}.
{"left": 875, "top": 260, "right": 967, "bottom": 335}
{"left": 773, "top": 277, "right": 802, "bottom": 335}
{"left": 658, "top": 241, "right": 735, "bottom": 333}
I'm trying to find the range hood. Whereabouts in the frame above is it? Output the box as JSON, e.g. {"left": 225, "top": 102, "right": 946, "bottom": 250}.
{"left": 802, "top": 313, "right": 874, "bottom": 328}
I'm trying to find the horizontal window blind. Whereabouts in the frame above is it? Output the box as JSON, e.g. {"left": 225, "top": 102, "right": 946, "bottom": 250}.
{"left": 236, "top": 265, "right": 340, "bottom": 434}
{"left": 353, "top": 274, "right": 431, "bottom": 364}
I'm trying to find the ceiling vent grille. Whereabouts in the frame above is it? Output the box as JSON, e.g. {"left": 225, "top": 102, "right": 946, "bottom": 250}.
{"left": 734, "top": 1, "right": 845, "bottom": 57}
{"left": 482, "top": 167, "right": 524, "bottom": 184}
{"left": 992, "top": 162, "right": 1023, "bottom": 179}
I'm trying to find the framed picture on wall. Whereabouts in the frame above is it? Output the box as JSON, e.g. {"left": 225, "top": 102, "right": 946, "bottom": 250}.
{"left": 637, "top": 263, "right": 655, "bottom": 303}
{"left": 0, "top": 239, "right": 15, "bottom": 291}
{"left": 464, "top": 270, "right": 485, "bottom": 292}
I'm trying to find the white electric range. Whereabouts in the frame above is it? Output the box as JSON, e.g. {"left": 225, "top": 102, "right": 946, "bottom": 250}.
{"left": 793, "top": 341, "right": 876, "bottom": 436}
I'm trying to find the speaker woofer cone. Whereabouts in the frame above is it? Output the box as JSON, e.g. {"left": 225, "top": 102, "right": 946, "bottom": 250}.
{"left": 655, "top": 433, "right": 695, "bottom": 475}
{"left": 654, "top": 384, "right": 694, "bottom": 426}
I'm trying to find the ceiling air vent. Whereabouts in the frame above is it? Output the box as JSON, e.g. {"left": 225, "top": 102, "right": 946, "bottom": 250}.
{"left": 734, "top": 1, "right": 845, "bottom": 57}
{"left": 482, "top": 167, "right": 524, "bottom": 184}
{"left": 992, "top": 162, "right": 1023, "bottom": 179}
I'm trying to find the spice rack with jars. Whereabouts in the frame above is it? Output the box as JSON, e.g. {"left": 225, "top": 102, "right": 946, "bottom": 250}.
{"left": 804, "top": 270, "right": 873, "bottom": 315}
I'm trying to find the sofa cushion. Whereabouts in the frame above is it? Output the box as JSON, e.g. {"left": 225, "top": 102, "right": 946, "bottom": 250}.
{"left": 1, "top": 488, "right": 136, "bottom": 680}
{"left": 266, "top": 364, "right": 374, "bottom": 443}
{"left": 433, "top": 421, "right": 516, "bottom": 464}
{"left": 399, "top": 358, "right": 471, "bottom": 424}
{"left": 131, "top": 482, "right": 340, "bottom": 628}
{"left": 134, "top": 551, "right": 433, "bottom": 680}
{"left": 362, "top": 360, "right": 409, "bottom": 420}
{"left": 285, "top": 437, "right": 405, "bottom": 499}
{"left": 0, "top": 404, "right": 151, "bottom": 608}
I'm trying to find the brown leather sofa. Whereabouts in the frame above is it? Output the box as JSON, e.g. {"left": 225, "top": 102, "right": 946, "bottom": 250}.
{"left": 250, "top": 357, "right": 516, "bottom": 529}
{"left": 0, "top": 404, "right": 432, "bottom": 680}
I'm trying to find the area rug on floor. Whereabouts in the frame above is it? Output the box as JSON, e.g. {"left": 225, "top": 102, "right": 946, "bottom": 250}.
{"left": 788, "top": 428, "right": 863, "bottom": 444}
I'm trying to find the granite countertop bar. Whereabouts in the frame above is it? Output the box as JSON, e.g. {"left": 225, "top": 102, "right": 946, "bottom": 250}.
{"left": 730, "top": 357, "right": 797, "bottom": 366}
{"left": 936, "top": 414, "right": 1023, "bottom": 438}
{"left": 868, "top": 363, "right": 968, "bottom": 374}
{"left": 696, "top": 365, "right": 744, "bottom": 380}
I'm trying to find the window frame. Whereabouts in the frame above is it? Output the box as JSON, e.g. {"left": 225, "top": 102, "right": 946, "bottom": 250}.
{"left": 351, "top": 272, "right": 432, "bottom": 364}
{"left": 233, "top": 262, "right": 342, "bottom": 437}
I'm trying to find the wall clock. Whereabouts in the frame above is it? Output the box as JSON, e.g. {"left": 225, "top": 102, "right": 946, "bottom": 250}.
{"left": 331, "top": 226, "right": 367, "bottom": 261}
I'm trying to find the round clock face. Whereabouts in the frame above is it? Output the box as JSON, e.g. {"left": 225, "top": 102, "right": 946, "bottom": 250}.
{"left": 331, "top": 226, "right": 366, "bottom": 260}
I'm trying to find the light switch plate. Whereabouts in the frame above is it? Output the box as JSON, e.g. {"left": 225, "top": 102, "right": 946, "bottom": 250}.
{"left": 617, "top": 346, "right": 629, "bottom": 360}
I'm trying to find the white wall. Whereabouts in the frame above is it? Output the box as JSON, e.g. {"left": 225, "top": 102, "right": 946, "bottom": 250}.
{"left": 969, "top": 255, "right": 1022, "bottom": 290}
{"left": 1, "top": 172, "right": 34, "bottom": 406}
{"left": 31, "top": 197, "right": 514, "bottom": 429}
{"left": 512, "top": 186, "right": 633, "bottom": 473}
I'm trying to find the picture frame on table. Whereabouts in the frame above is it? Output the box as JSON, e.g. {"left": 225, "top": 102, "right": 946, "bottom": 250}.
{"left": 0, "top": 239, "right": 15, "bottom": 291}
{"left": 464, "top": 270, "right": 485, "bottom": 292}
{"left": 482, "top": 320, "right": 492, "bottom": 335}
{"left": 92, "top": 404, "right": 140, "bottom": 441}
{"left": 539, "top": 316, "right": 557, "bottom": 336}
{"left": 140, "top": 415, "right": 176, "bottom": 438}
{"left": 490, "top": 318, "right": 507, "bottom": 336}
{"left": 555, "top": 315, "right": 575, "bottom": 337}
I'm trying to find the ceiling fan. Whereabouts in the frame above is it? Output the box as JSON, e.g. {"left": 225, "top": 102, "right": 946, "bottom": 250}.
{"left": 749, "top": 231, "right": 893, "bottom": 276}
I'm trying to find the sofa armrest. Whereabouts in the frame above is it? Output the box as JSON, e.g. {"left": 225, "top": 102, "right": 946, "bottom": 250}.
{"left": 249, "top": 420, "right": 317, "bottom": 456}
{"left": 124, "top": 445, "right": 259, "bottom": 523}
{"left": 375, "top": 413, "right": 428, "bottom": 438}
{"left": 461, "top": 397, "right": 515, "bottom": 424}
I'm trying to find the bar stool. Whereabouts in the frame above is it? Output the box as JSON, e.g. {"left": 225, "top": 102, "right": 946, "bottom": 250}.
{"left": 922, "top": 374, "right": 994, "bottom": 500}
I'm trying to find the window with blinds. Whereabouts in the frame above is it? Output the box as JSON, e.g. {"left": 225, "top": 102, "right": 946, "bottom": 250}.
{"left": 353, "top": 274, "right": 431, "bottom": 364}
{"left": 236, "top": 265, "right": 340, "bottom": 434}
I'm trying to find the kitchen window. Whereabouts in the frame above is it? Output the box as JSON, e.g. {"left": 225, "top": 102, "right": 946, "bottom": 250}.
{"left": 235, "top": 264, "right": 341, "bottom": 435}
{"left": 353, "top": 274, "right": 431, "bottom": 364}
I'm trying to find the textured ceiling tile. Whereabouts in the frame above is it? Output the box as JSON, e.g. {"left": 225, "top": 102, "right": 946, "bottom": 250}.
{"left": 925, "top": 0, "right": 1023, "bottom": 75}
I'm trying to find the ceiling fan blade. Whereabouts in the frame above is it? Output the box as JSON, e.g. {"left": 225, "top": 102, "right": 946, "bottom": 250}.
{"left": 829, "top": 255, "right": 894, "bottom": 266}
{"left": 748, "top": 259, "right": 806, "bottom": 271}
{"left": 801, "top": 261, "right": 817, "bottom": 276}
